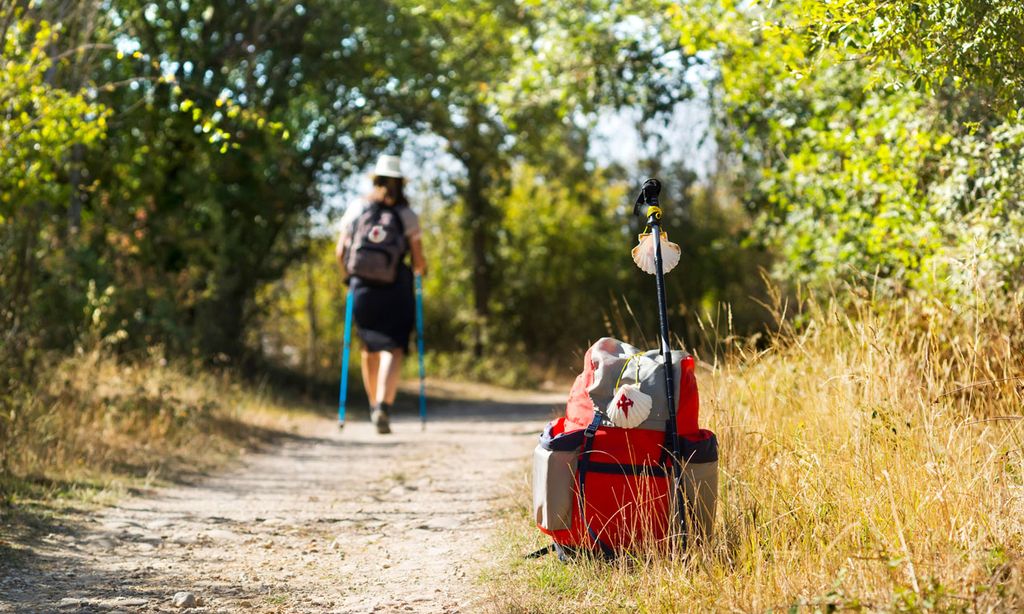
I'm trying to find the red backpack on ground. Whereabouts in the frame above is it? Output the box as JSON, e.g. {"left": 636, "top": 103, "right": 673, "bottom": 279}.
{"left": 532, "top": 337, "right": 718, "bottom": 557}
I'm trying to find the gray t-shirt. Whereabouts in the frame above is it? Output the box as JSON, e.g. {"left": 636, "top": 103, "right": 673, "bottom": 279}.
{"left": 336, "top": 200, "right": 420, "bottom": 255}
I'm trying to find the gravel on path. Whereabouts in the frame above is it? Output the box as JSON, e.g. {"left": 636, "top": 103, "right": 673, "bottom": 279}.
{"left": 0, "top": 388, "right": 560, "bottom": 613}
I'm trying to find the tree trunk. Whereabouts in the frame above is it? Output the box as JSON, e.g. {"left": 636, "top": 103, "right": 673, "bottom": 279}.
{"left": 465, "top": 158, "right": 491, "bottom": 358}
{"left": 197, "top": 287, "right": 246, "bottom": 361}
{"left": 461, "top": 103, "right": 496, "bottom": 358}
{"left": 305, "top": 247, "right": 319, "bottom": 396}
{"left": 67, "top": 143, "right": 85, "bottom": 238}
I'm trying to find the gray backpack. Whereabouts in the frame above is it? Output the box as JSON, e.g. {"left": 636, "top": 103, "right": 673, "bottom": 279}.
{"left": 344, "top": 202, "right": 408, "bottom": 284}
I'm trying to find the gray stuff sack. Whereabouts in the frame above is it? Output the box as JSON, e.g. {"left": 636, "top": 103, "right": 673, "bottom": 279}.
{"left": 586, "top": 337, "right": 688, "bottom": 431}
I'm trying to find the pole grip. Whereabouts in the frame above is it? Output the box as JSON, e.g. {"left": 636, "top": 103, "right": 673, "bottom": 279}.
{"left": 633, "top": 178, "right": 662, "bottom": 217}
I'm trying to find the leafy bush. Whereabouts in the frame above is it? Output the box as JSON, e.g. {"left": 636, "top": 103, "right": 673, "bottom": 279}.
{"left": 671, "top": 0, "right": 1024, "bottom": 316}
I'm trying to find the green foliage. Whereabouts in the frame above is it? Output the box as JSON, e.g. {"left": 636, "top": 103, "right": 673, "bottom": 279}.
{"left": 810, "top": 0, "right": 1024, "bottom": 112}
{"left": 0, "top": 12, "right": 108, "bottom": 371}
{"left": 253, "top": 237, "right": 347, "bottom": 376}
{"left": 2, "top": 0, "right": 767, "bottom": 398}
{"left": 377, "top": 0, "right": 698, "bottom": 353}
{"left": 669, "top": 0, "right": 1024, "bottom": 307}
{"left": 0, "top": 1, "right": 418, "bottom": 364}
{"left": 0, "top": 20, "right": 106, "bottom": 203}
{"left": 251, "top": 5, "right": 773, "bottom": 374}
{"left": 494, "top": 164, "right": 631, "bottom": 351}
{"left": 414, "top": 161, "right": 635, "bottom": 363}
{"left": 916, "top": 120, "right": 1024, "bottom": 302}
{"left": 85, "top": 0, "right": 407, "bottom": 357}
{"left": 258, "top": 157, "right": 767, "bottom": 381}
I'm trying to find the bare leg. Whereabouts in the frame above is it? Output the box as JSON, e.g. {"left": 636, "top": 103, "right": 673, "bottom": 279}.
{"left": 377, "top": 349, "right": 405, "bottom": 405}
{"left": 361, "top": 349, "right": 380, "bottom": 407}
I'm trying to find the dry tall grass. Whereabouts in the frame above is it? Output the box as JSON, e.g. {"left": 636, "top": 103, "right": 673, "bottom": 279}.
{"left": 487, "top": 292, "right": 1024, "bottom": 612}
{"left": 0, "top": 350, "right": 310, "bottom": 508}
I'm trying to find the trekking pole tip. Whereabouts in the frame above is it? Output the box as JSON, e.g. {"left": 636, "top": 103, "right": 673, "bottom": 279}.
{"left": 337, "top": 420, "right": 345, "bottom": 431}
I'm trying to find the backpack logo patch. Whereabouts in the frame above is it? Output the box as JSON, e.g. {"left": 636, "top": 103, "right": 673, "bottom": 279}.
{"left": 368, "top": 225, "right": 387, "bottom": 243}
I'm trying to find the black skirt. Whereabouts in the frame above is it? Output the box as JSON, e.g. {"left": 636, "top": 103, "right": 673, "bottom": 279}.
{"left": 350, "top": 265, "right": 415, "bottom": 353}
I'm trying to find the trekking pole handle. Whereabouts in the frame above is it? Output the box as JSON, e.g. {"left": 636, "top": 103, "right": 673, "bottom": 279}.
{"left": 632, "top": 178, "right": 662, "bottom": 218}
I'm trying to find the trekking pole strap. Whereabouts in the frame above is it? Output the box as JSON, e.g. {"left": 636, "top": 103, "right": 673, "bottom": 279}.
{"left": 524, "top": 544, "right": 556, "bottom": 559}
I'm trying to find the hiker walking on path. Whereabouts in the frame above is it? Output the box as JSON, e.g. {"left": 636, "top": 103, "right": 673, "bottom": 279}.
{"left": 336, "top": 154, "right": 427, "bottom": 434}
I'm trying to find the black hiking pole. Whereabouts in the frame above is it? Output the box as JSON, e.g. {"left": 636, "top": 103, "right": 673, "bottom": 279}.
{"left": 632, "top": 178, "right": 685, "bottom": 543}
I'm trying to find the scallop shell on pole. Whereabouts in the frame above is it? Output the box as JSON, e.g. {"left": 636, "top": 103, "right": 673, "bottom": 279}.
{"left": 631, "top": 232, "right": 681, "bottom": 275}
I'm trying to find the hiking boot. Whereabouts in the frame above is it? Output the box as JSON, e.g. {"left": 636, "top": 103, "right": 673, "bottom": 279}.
{"left": 371, "top": 404, "right": 391, "bottom": 434}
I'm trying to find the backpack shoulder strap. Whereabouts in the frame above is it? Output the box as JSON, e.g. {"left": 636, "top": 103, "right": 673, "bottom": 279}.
{"left": 575, "top": 412, "right": 615, "bottom": 558}
{"left": 392, "top": 203, "right": 409, "bottom": 235}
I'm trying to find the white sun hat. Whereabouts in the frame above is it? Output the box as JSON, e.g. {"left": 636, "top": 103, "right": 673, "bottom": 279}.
{"left": 372, "top": 154, "right": 404, "bottom": 179}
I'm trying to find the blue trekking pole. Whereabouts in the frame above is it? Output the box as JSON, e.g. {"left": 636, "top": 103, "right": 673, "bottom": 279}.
{"left": 414, "top": 274, "right": 427, "bottom": 430}
{"left": 338, "top": 286, "right": 354, "bottom": 429}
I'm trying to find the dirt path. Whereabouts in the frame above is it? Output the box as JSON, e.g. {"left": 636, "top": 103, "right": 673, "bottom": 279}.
{"left": 0, "top": 385, "right": 560, "bottom": 613}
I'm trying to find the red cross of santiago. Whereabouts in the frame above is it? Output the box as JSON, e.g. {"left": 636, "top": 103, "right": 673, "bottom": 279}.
{"left": 616, "top": 394, "right": 634, "bottom": 416}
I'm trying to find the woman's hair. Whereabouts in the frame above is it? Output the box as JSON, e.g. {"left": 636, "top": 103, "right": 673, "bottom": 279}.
{"left": 372, "top": 176, "right": 409, "bottom": 207}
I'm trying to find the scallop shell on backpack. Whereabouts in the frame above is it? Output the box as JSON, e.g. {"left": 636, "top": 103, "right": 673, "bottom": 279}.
{"left": 631, "top": 232, "right": 681, "bottom": 275}
{"left": 606, "top": 383, "right": 652, "bottom": 429}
